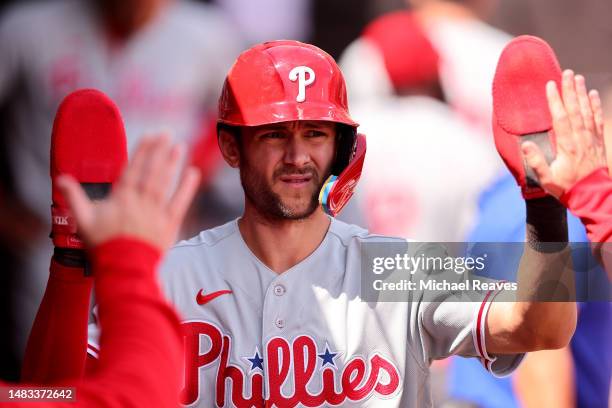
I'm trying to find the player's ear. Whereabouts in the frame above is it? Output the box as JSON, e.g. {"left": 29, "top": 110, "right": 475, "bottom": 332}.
{"left": 218, "top": 128, "right": 241, "bottom": 168}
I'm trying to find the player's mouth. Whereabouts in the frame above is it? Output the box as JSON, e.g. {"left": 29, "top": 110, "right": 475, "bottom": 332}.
{"left": 278, "top": 174, "right": 313, "bottom": 187}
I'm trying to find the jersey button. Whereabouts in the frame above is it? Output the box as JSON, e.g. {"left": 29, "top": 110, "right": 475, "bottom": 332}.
{"left": 275, "top": 318, "right": 285, "bottom": 329}
{"left": 273, "top": 284, "right": 286, "bottom": 296}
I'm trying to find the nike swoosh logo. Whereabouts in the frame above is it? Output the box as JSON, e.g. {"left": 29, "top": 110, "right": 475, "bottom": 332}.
{"left": 196, "top": 289, "right": 232, "bottom": 305}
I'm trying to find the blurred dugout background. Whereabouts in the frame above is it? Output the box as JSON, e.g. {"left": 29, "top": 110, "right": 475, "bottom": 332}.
{"left": 0, "top": 0, "right": 610, "bottom": 407}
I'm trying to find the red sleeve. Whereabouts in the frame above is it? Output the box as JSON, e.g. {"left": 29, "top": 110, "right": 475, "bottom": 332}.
{"left": 21, "top": 260, "right": 92, "bottom": 384}
{"left": 560, "top": 167, "right": 612, "bottom": 243}
{"left": 1, "top": 238, "right": 182, "bottom": 408}
{"left": 75, "top": 238, "right": 183, "bottom": 407}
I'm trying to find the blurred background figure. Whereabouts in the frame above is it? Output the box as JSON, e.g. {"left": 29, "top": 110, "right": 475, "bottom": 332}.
{"left": 0, "top": 0, "right": 244, "bottom": 381}
{"left": 339, "top": 6, "right": 505, "bottom": 402}
{"left": 339, "top": 8, "right": 501, "bottom": 241}
{"left": 410, "top": 0, "right": 510, "bottom": 136}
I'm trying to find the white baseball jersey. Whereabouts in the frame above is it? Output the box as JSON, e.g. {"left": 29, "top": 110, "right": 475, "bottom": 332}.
{"left": 88, "top": 218, "right": 524, "bottom": 407}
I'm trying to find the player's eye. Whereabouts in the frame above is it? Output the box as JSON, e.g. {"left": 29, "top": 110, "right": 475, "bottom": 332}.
{"left": 260, "top": 131, "right": 285, "bottom": 140}
{"left": 305, "top": 130, "right": 328, "bottom": 138}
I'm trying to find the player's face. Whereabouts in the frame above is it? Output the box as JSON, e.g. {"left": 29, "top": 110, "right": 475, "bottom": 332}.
{"left": 239, "top": 121, "right": 337, "bottom": 220}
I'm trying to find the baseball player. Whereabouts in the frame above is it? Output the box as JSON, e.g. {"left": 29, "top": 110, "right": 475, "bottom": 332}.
{"left": 28, "top": 39, "right": 587, "bottom": 407}
{"left": 339, "top": 11, "right": 502, "bottom": 241}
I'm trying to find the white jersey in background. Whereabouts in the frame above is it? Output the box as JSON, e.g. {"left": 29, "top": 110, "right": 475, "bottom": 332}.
{"left": 0, "top": 0, "right": 244, "bottom": 354}
{"left": 88, "top": 218, "right": 523, "bottom": 407}
{"left": 339, "top": 37, "right": 502, "bottom": 241}
{"left": 351, "top": 96, "right": 501, "bottom": 241}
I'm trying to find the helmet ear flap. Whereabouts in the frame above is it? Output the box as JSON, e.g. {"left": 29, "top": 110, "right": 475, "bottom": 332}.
{"left": 331, "top": 125, "right": 357, "bottom": 177}
{"left": 320, "top": 133, "right": 366, "bottom": 217}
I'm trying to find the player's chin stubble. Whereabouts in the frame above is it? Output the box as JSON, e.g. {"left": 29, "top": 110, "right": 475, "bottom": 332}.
{"left": 239, "top": 160, "right": 324, "bottom": 221}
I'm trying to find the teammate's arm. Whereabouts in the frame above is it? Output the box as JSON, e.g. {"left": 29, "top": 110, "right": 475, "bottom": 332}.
{"left": 2, "top": 135, "right": 200, "bottom": 407}
{"left": 556, "top": 169, "right": 612, "bottom": 278}
{"left": 557, "top": 169, "right": 612, "bottom": 243}
{"left": 23, "top": 90, "right": 127, "bottom": 383}
{"left": 484, "top": 71, "right": 601, "bottom": 353}
{"left": 21, "top": 260, "right": 92, "bottom": 383}
{"left": 55, "top": 135, "right": 199, "bottom": 406}
{"left": 2, "top": 238, "right": 181, "bottom": 408}
{"left": 485, "top": 218, "right": 576, "bottom": 353}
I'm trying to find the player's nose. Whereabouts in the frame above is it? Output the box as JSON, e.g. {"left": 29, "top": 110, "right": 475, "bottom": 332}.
{"left": 283, "top": 134, "right": 311, "bottom": 167}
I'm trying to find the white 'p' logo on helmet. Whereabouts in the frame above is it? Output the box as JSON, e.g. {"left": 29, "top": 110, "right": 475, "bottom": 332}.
{"left": 289, "top": 66, "right": 315, "bottom": 103}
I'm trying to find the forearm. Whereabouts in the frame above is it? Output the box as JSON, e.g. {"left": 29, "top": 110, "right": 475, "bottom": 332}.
{"left": 5, "top": 240, "right": 182, "bottom": 408}
{"left": 513, "top": 347, "right": 575, "bottom": 408}
{"left": 21, "top": 255, "right": 92, "bottom": 384}
{"left": 488, "top": 197, "right": 576, "bottom": 353}
{"left": 516, "top": 197, "right": 576, "bottom": 348}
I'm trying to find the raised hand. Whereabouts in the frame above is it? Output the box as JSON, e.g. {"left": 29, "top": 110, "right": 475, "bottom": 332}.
{"left": 56, "top": 135, "right": 201, "bottom": 251}
{"left": 522, "top": 70, "right": 607, "bottom": 198}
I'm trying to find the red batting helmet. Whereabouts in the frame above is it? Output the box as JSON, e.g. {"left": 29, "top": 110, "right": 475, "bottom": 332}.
{"left": 217, "top": 40, "right": 366, "bottom": 217}
{"left": 218, "top": 40, "right": 357, "bottom": 128}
